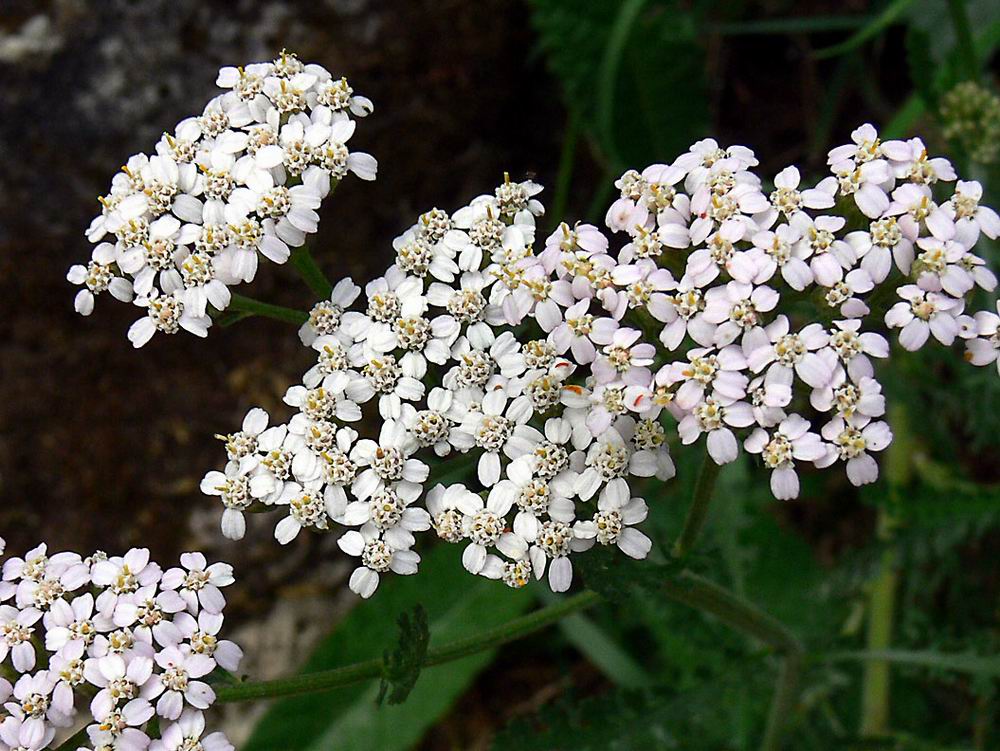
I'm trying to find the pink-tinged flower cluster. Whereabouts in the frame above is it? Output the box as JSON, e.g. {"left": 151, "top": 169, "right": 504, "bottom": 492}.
{"left": 0, "top": 540, "right": 240, "bottom": 751}
{"left": 578, "top": 124, "right": 995, "bottom": 493}
{"left": 202, "top": 124, "right": 998, "bottom": 599}
{"left": 68, "top": 50, "right": 376, "bottom": 347}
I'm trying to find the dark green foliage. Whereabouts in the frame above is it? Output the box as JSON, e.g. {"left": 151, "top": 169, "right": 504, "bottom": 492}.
{"left": 493, "top": 656, "right": 775, "bottom": 751}
{"left": 529, "top": 0, "right": 710, "bottom": 170}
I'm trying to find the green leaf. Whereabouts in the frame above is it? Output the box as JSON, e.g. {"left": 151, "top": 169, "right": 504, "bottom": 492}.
{"left": 493, "top": 654, "right": 771, "bottom": 751}
{"left": 377, "top": 604, "right": 429, "bottom": 705}
{"left": 244, "top": 544, "right": 532, "bottom": 751}
{"left": 907, "top": 0, "right": 1000, "bottom": 64}
{"left": 881, "top": 95, "right": 926, "bottom": 141}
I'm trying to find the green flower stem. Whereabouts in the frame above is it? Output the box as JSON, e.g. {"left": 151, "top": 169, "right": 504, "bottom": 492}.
{"left": 671, "top": 453, "right": 722, "bottom": 559}
{"left": 660, "top": 571, "right": 805, "bottom": 751}
{"left": 214, "top": 590, "right": 601, "bottom": 703}
{"left": 289, "top": 245, "right": 334, "bottom": 299}
{"left": 227, "top": 294, "right": 309, "bottom": 325}
{"left": 422, "top": 590, "right": 600, "bottom": 667}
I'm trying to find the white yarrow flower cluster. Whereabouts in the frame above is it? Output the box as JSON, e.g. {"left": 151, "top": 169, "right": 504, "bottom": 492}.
{"left": 68, "top": 50, "right": 377, "bottom": 347}
{"left": 0, "top": 543, "right": 240, "bottom": 751}
{"left": 203, "top": 124, "right": 999, "bottom": 599}
{"left": 204, "top": 176, "right": 671, "bottom": 596}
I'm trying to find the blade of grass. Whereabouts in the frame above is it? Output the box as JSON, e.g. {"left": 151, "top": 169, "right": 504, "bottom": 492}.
{"left": 538, "top": 589, "right": 653, "bottom": 689}
{"left": 596, "top": 0, "right": 648, "bottom": 169}
{"left": 813, "top": 0, "right": 917, "bottom": 59}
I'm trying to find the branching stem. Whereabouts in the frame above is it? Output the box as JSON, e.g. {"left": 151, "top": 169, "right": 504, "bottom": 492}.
{"left": 214, "top": 590, "right": 601, "bottom": 703}
{"left": 289, "top": 245, "right": 334, "bottom": 299}
{"left": 227, "top": 294, "right": 309, "bottom": 325}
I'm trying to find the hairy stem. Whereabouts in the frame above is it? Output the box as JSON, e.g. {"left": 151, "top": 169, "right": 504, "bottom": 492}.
{"left": 227, "top": 294, "right": 309, "bottom": 325}
{"left": 214, "top": 590, "right": 601, "bottom": 703}
{"left": 672, "top": 453, "right": 722, "bottom": 559}
{"left": 289, "top": 245, "right": 334, "bottom": 299}
{"left": 662, "top": 572, "right": 804, "bottom": 655}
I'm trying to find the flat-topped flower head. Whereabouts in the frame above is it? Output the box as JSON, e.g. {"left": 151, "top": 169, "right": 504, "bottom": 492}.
{"left": 0, "top": 542, "right": 240, "bottom": 749}
{"left": 72, "top": 52, "right": 377, "bottom": 345}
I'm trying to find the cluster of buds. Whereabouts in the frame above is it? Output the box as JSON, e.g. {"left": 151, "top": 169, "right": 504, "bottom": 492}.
{"left": 205, "top": 122, "right": 1000, "bottom": 599}
{"left": 939, "top": 81, "right": 1000, "bottom": 165}
{"left": 68, "top": 50, "right": 376, "bottom": 347}
{"left": 0, "top": 538, "right": 240, "bottom": 751}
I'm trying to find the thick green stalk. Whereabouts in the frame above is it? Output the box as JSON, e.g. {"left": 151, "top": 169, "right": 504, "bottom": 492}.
{"left": 227, "top": 294, "right": 309, "bottom": 325}
{"left": 214, "top": 590, "right": 600, "bottom": 703}
{"left": 859, "top": 513, "right": 898, "bottom": 736}
{"left": 672, "top": 453, "right": 722, "bottom": 559}
{"left": 289, "top": 245, "right": 334, "bottom": 299}
{"left": 859, "top": 406, "right": 909, "bottom": 737}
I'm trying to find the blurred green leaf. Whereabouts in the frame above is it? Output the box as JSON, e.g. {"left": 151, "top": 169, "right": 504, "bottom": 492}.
{"left": 244, "top": 544, "right": 532, "bottom": 751}
{"left": 882, "top": 95, "right": 925, "bottom": 139}
{"left": 907, "top": 0, "right": 1000, "bottom": 63}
